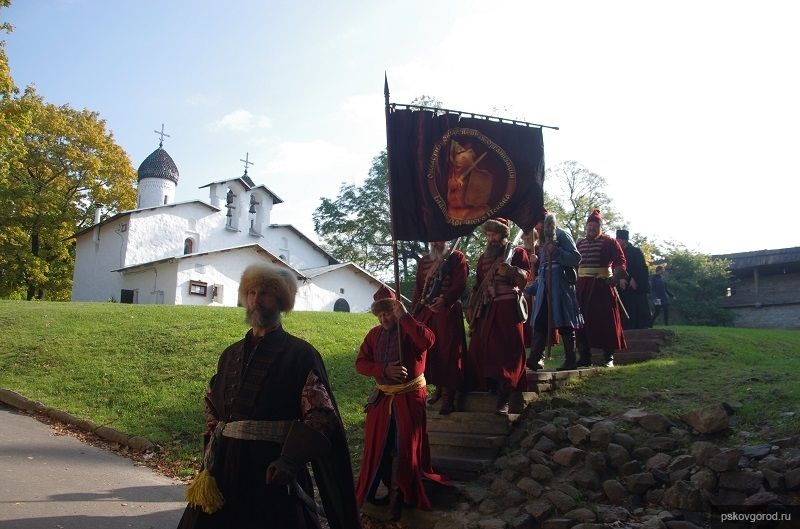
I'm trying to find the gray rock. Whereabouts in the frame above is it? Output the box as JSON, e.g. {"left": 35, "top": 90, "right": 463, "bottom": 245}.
{"left": 530, "top": 463, "right": 554, "bottom": 483}
{"left": 478, "top": 498, "right": 502, "bottom": 515}
{"left": 645, "top": 452, "right": 671, "bottom": 471}
{"left": 689, "top": 467, "right": 718, "bottom": 491}
{"left": 706, "top": 448, "right": 743, "bottom": 472}
{"left": 516, "top": 477, "right": 545, "bottom": 498}
{"left": 742, "top": 444, "right": 772, "bottom": 460}
{"left": 544, "top": 489, "right": 577, "bottom": 512}
{"left": 602, "top": 479, "right": 628, "bottom": 504}
{"left": 583, "top": 451, "right": 607, "bottom": 473}
{"left": 640, "top": 413, "right": 675, "bottom": 433}
{"left": 567, "top": 424, "right": 592, "bottom": 446}
{"left": 607, "top": 442, "right": 632, "bottom": 468}
{"left": 533, "top": 435, "right": 559, "bottom": 454}
{"left": 507, "top": 454, "right": 532, "bottom": 473}
{"left": 596, "top": 504, "right": 632, "bottom": 523}
{"left": 619, "top": 459, "right": 644, "bottom": 477}
{"left": 718, "top": 469, "right": 764, "bottom": 495}
{"left": 681, "top": 403, "right": 729, "bottom": 434}
{"left": 626, "top": 472, "right": 657, "bottom": 495}
{"left": 523, "top": 499, "right": 552, "bottom": 523}
{"left": 611, "top": 432, "right": 637, "bottom": 453}
{"left": 782, "top": 467, "right": 800, "bottom": 490}
{"left": 552, "top": 447, "right": 586, "bottom": 467}
{"left": 664, "top": 480, "right": 707, "bottom": 511}
{"left": 570, "top": 467, "right": 601, "bottom": 491}
{"left": 667, "top": 454, "right": 696, "bottom": 472}
{"left": 564, "top": 507, "right": 597, "bottom": 523}
{"left": 645, "top": 436, "right": 679, "bottom": 452}
{"left": 632, "top": 446, "right": 657, "bottom": 462}
{"left": 690, "top": 441, "right": 720, "bottom": 465}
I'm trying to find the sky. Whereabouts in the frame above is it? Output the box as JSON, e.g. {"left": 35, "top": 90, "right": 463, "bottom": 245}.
{"left": 4, "top": 0, "right": 799, "bottom": 256}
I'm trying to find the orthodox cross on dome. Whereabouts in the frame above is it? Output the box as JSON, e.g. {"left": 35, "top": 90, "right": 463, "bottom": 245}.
{"left": 240, "top": 152, "right": 254, "bottom": 175}
{"left": 154, "top": 124, "right": 170, "bottom": 148}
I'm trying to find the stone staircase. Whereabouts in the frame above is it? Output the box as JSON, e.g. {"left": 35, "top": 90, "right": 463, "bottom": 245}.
{"left": 427, "top": 328, "right": 673, "bottom": 482}
{"left": 361, "top": 328, "right": 673, "bottom": 527}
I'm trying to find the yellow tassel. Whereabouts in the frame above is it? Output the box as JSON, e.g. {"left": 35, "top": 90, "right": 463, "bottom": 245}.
{"left": 185, "top": 469, "right": 225, "bottom": 514}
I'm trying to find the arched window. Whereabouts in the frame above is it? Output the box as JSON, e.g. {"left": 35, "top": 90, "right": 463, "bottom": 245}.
{"left": 184, "top": 238, "right": 193, "bottom": 254}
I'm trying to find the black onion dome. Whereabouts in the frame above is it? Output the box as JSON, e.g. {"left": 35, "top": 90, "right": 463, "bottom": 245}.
{"left": 137, "top": 147, "right": 179, "bottom": 184}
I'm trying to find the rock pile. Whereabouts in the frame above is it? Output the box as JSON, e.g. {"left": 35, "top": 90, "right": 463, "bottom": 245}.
{"left": 436, "top": 397, "right": 799, "bottom": 529}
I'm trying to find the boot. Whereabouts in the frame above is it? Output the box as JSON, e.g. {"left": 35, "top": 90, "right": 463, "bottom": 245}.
{"left": 366, "top": 453, "right": 391, "bottom": 505}
{"left": 599, "top": 350, "right": 614, "bottom": 368}
{"left": 575, "top": 342, "right": 592, "bottom": 368}
{"left": 426, "top": 386, "right": 441, "bottom": 405}
{"left": 439, "top": 387, "right": 456, "bottom": 415}
{"left": 387, "top": 458, "right": 403, "bottom": 522}
{"left": 494, "top": 388, "right": 510, "bottom": 415}
{"left": 526, "top": 332, "right": 546, "bottom": 371}
{"left": 556, "top": 334, "right": 577, "bottom": 371}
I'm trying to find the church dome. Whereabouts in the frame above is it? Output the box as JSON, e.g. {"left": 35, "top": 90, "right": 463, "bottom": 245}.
{"left": 137, "top": 147, "right": 179, "bottom": 184}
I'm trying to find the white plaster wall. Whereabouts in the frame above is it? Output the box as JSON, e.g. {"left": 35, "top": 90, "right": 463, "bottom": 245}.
{"left": 302, "top": 266, "right": 384, "bottom": 313}
{"left": 117, "top": 261, "right": 178, "bottom": 304}
{"left": 71, "top": 216, "right": 131, "bottom": 302}
{"left": 264, "top": 226, "right": 331, "bottom": 270}
{"left": 137, "top": 177, "right": 176, "bottom": 209}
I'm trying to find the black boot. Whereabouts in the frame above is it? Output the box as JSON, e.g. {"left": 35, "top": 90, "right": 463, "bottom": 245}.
{"left": 439, "top": 387, "right": 456, "bottom": 415}
{"left": 387, "top": 482, "right": 403, "bottom": 521}
{"left": 599, "top": 350, "right": 614, "bottom": 368}
{"left": 575, "top": 342, "right": 592, "bottom": 368}
{"left": 495, "top": 388, "right": 510, "bottom": 415}
{"left": 556, "top": 333, "right": 577, "bottom": 371}
{"left": 526, "top": 332, "right": 546, "bottom": 371}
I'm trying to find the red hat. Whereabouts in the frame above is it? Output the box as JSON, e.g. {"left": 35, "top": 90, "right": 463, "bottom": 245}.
{"left": 587, "top": 209, "right": 603, "bottom": 224}
{"left": 373, "top": 284, "right": 395, "bottom": 301}
{"left": 482, "top": 217, "right": 511, "bottom": 237}
{"left": 371, "top": 285, "right": 396, "bottom": 315}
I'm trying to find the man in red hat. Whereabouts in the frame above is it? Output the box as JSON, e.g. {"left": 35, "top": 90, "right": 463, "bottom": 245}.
{"left": 574, "top": 209, "right": 628, "bottom": 368}
{"left": 464, "top": 218, "right": 531, "bottom": 414}
{"left": 411, "top": 240, "right": 468, "bottom": 415}
{"left": 355, "top": 285, "right": 449, "bottom": 521}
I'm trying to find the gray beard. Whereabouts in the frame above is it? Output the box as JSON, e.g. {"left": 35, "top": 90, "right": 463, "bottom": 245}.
{"left": 430, "top": 246, "right": 447, "bottom": 261}
{"left": 485, "top": 241, "right": 506, "bottom": 260}
{"left": 245, "top": 305, "right": 281, "bottom": 329}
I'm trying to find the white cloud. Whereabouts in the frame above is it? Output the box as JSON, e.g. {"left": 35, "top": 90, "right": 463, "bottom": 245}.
{"left": 209, "top": 109, "right": 273, "bottom": 132}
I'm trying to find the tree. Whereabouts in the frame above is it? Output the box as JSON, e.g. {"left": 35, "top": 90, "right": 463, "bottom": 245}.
{"left": 660, "top": 245, "right": 735, "bottom": 326}
{"left": 0, "top": 87, "right": 137, "bottom": 300}
{"left": 544, "top": 161, "right": 624, "bottom": 241}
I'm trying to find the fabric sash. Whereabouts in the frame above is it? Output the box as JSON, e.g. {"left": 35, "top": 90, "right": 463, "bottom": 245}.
{"left": 203, "top": 419, "right": 294, "bottom": 471}
{"left": 578, "top": 267, "right": 612, "bottom": 278}
{"left": 375, "top": 373, "right": 426, "bottom": 395}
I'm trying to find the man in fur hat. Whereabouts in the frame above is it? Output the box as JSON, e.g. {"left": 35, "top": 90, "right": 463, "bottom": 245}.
{"left": 355, "top": 285, "right": 449, "bottom": 521}
{"left": 411, "top": 240, "right": 468, "bottom": 415}
{"left": 524, "top": 212, "right": 584, "bottom": 371}
{"left": 575, "top": 210, "right": 628, "bottom": 368}
{"left": 463, "top": 218, "right": 531, "bottom": 415}
{"left": 178, "top": 264, "right": 362, "bottom": 529}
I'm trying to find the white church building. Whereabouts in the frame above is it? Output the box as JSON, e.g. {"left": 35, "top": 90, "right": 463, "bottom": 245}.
{"left": 70, "top": 142, "right": 386, "bottom": 312}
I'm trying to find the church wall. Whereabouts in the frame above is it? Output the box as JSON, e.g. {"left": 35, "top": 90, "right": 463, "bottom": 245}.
{"left": 71, "top": 216, "right": 131, "bottom": 302}
{"left": 116, "top": 261, "right": 179, "bottom": 305}
{"left": 137, "top": 177, "right": 176, "bottom": 209}
{"left": 264, "top": 226, "right": 332, "bottom": 270}
{"left": 300, "top": 267, "right": 383, "bottom": 313}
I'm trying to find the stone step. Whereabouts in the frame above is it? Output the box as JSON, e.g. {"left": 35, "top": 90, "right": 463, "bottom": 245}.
{"left": 427, "top": 410, "right": 518, "bottom": 435}
{"left": 624, "top": 328, "right": 674, "bottom": 342}
{"left": 428, "top": 431, "right": 508, "bottom": 459}
{"left": 456, "top": 391, "right": 537, "bottom": 414}
{"left": 431, "top": 455, "right": 494, "bottom": 481}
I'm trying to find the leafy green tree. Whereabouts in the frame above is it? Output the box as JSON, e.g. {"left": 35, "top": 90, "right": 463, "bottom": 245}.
{"left": 544, "top": 161, "right": 625, "bottom": 241}
{"left": 661, "top": 245, "right": 735, "bottom": 326}
{"left": 0, "top": 87, "right": 137, "bottom": 300}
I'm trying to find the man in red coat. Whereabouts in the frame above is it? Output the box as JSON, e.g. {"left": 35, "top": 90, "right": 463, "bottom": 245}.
{"left": 463, "top": 218, "right": 531, "bottom": 415}
{"left": 575, "top": 209, "right": 628, "bottom": 368}
{"left": 355, "top": 286, "right": 449, "bottom": 522}
{"left": 411, "top": 240, "right": 468, "bottom": 415}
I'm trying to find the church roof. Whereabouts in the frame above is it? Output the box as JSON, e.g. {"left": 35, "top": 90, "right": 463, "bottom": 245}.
{"left": 137, "top": 146, "right": 179, "bottom": 184}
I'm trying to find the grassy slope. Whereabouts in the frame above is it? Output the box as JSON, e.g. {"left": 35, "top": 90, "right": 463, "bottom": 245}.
{"left": 1, "top": 301, "right": 798, "bottom": 477}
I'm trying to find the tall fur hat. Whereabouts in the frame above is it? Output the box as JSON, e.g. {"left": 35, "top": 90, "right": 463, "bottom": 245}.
{"left": 587, "top": 209, "right": 603, "bottom": 224}
{"left": 238, "top": 264, "right": 297, "bottom": 312}
{"left": 615, "top": 229, "right": 629, "bottom": 241}
{"left": 482, "top": 217, "right": 510, "bottom": 238}
{"left": 370, "top": 284, "right": 396, "bottom": 315}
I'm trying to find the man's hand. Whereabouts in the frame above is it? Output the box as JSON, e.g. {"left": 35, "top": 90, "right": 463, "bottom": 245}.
{"left": 428, "top": 297, "right": 444, "bottom": 313}
{"left": 265, "top": 457, "right": 300, "bottom": 486}
{"left": 630, "top": 277, "right": 639, "bottom": 290}
{"left": 391, "top": 299, "right": 407, "bottom": 319}
{"left": 384, "top": 360, "right": 408, "bottom": 383}
{"left": 496, "top": 263, "right": 512, "bottom": 277}
{"left": 618, "top": 278, "right": 628, "bottom": 290}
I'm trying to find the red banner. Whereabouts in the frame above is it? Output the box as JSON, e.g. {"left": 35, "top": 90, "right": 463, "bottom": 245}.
{"left": 387, "top": 107, "right": 545, "bottom": 242}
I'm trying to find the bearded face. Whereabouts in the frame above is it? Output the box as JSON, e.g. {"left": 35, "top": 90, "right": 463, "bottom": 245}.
{"left": 245, "top": 299, "right": 281, "bottom": 329}
{"left": 429, "top": 241, "right": 448, "bottom": 261}
{"left": 484, "top": 230, "right": 507, "bottom": 259}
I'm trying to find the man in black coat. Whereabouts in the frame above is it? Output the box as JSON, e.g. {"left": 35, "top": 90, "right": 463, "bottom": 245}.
{"left": 615, "top": 230, "right": 652, "bottom": 330}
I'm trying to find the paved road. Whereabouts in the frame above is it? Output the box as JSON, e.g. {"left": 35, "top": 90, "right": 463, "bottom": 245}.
{"left": 0, "top": 405, "right": 187, "bottom": 529}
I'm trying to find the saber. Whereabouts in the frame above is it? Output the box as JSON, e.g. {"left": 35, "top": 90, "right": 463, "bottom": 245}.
{"left": 612, "top": 286, "right": 630, "bottom": 320}
{"left": 292, "top": 481, "right": 326, "bottom": 518}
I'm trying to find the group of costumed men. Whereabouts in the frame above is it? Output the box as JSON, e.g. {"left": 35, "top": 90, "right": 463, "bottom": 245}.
{"left": 176, "top": 209, "right": 631, "bottom": 528}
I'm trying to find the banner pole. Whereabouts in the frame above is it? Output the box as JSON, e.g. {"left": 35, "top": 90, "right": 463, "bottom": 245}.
{"left": 385, "top": 73, "right": 404, "bottom": 363}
